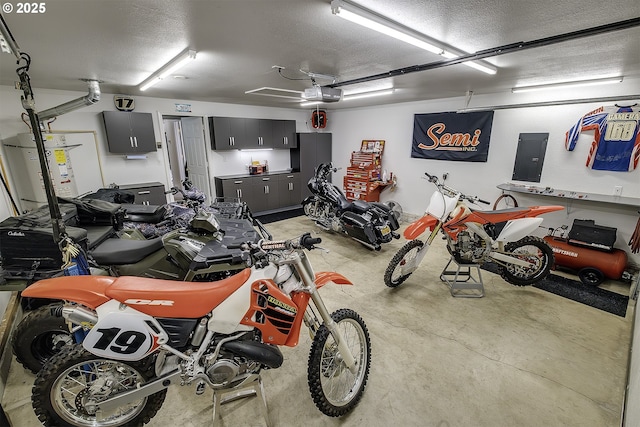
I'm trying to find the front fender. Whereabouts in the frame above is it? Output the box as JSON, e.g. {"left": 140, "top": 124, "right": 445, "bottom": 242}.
{"left": 404, "top": 214, "right": 438, "bottom": 240}
{"left": 301, "top": 196, "right": 315, "bottom": 206}
{"left": 314, "top": 272, "right": 353, "bottom": 289}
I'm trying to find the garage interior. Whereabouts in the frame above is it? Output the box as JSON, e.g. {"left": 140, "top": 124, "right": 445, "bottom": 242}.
{"left": 0, "top": 1, "right": 639, "bottom": 426}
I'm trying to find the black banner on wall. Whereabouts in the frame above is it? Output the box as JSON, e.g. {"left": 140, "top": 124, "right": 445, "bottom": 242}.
{"left": 411, "top": 111, "right": 494, "bottom": 162}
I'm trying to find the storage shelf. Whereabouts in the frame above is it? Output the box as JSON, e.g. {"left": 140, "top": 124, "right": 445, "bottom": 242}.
{"left": 497, "top": 183, "right": 640, "bottom": 209}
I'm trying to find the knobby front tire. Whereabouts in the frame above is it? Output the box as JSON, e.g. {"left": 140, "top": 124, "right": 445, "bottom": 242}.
{"left": 384, "top": 239, "right": 424, "bottom": 287}
{"left": 307, "top": 309, "right": 371, "bottom": 417}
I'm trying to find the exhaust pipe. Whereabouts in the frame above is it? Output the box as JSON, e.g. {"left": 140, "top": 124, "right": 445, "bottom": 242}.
{"left": 38, "top": 80, "right": 101, "bottom": 121}
{"left": 62, "top": 305, "right": 98, "bottom": 326}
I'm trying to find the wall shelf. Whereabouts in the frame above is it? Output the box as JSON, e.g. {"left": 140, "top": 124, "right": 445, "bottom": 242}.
{"left": 497, "top": 183, "right": 640, "bottom": 210}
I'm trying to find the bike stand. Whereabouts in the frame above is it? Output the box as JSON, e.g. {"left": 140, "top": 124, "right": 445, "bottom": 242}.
{"left": 439, "top": 257, "right": 485, "bottom": 298}
{"left": 212, "top": 374, "right": 271, "bottom": 427}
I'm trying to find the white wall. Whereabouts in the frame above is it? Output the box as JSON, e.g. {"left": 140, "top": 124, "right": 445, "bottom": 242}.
{"left": 0, "top": 85, "right": 310, "bottom": 206}
{"left": 327, "top": 77, "right": 640, "bottom": 266}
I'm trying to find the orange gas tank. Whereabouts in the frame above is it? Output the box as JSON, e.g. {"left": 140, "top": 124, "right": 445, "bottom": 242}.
{"left": 543, "top": 236, "right": 627, "bottom": 280}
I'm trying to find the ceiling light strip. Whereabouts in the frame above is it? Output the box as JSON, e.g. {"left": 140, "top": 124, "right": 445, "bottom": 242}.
{"left": 343, "top": 88, "right": 395, "bottom": 101}
{"left": 511, "top": 77, "right": 623, "bottom": 93}
{"left": 139, "top": 49, "right": 197, "bottom": 91}
{"left": 331, "top": 0, "right": 497, "bottom": 75}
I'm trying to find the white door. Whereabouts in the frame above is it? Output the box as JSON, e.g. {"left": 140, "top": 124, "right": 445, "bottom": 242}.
{"left": 180, "top": 117, "right": 212, "bottom": 203}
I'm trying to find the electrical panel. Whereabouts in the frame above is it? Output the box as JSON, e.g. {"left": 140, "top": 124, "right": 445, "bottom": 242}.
{"left": 2, "top": 133, "right": 79, "bottom": 211}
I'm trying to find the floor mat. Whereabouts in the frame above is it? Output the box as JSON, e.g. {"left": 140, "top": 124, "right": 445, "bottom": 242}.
{"left": 482, "top": 263, "right": 629, "bottom": 317}
{"left": 254, "top": 208, "right": 304, "bottom": 224}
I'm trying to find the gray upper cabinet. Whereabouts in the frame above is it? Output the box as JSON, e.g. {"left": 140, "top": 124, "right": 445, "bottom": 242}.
{"left": 272, "top": 120, "right": 297, "bottom": 148}
{"left": 210, "top": 117, "right": 246, "bottom": 150}
{"left": 102, "top": 111, "right": 157, "bottom": 153}
{"left": 210, "top": 117, "right": 296, "bottom": 150}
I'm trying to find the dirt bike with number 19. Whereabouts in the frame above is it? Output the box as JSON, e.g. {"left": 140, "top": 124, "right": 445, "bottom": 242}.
{"left": 22, "top": 233, "right": 371, "bottom": 426}
{"left": 384, "top": 173, "right": 563, "bottom": 288}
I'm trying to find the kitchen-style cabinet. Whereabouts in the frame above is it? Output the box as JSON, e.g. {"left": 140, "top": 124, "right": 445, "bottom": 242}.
{"left": 118, "top": 182, "right": 166, "bottom": 205}
{"left": 210, "top": 117, "right": 296, "bottom": 150}
{"left": 214, "top": 172, "right": 301, "bottom": 214}
{"left": 291, "top": 133, "right": 332, "bottom": 198}
{"left": 277, "top": 173, "right": 302, "bottom": 207}
{"left": 245, "top": 119, "right": 274, "bottom": 148}
{"left": 209, "top": 117, "right": 247, "bottom": 150}
{"left": 102, "top": 111, "right": 157, "bottom": 153}
{"left": 272, "top": 120, "right": 297, "bottom": 149}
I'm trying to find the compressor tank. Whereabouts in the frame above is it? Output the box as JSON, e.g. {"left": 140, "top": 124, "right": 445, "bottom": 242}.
{"left": 543, "top": 236, "right": 627, "bottom": 280}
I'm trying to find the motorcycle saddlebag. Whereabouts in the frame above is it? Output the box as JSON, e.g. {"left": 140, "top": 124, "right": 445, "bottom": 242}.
{"left": 0, "top": 217, "right": 87, "bottom": 270}
{"left": 60, "top": 198, "right": 125, "bottom": 230}
{"left": 567, "top": 219, "right": 617, "bottom": 252}
{"left": 18, "top": 203, "right": 79, "bottom": 227}
{"left": 341, "top": 211, "right": 377, "bottom": 245}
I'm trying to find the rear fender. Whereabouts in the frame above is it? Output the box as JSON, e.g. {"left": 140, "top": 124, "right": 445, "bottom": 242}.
{"left": 526, "top": 205, "right": 564, "bottom": 216}
{"left": 314, "top": 272, "right": 353, "bottom": 289}
{"left": 21, "top": 276, "right": 115, "bottom": 309}
{"left": 404, "top": 215, "right": 438, "bottom": 240}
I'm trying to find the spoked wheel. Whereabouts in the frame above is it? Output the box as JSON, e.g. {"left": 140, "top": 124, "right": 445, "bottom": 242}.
{"left": 32, "top": 344, "right": 166, "bottom": 427}
{"left": 12, "top": 303, "right": 74, "bottom": 373}
{"left": 307, "top": 309, "right": 371, "bottom": 417}
{"left": 383, "top": 240, "right": 424, "bottom": 287}
{"left": 499, "top": 236, "right": 554, "bottom": 286}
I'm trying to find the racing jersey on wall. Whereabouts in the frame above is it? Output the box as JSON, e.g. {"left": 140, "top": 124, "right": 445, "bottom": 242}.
{"left": 565, "top": 105, "right": 640, "bottom": 172}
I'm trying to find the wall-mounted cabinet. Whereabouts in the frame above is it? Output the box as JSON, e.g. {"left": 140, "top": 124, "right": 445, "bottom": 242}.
{"left": 102, "top": 111, "right": 157, "bottom": 153}
{"left": 209, "top": 117, "right": 296, "bottom": 150}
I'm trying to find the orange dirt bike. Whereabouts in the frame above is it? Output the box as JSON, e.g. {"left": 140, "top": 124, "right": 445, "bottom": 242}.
{"left": 23, "top": 233, "right": 371, "bottom": 426}
{"left": 384, "top": 173, "right": 563, "bottom": 287}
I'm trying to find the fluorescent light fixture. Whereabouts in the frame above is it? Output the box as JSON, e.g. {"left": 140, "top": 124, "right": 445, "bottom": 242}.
{"left": 343, "top": 88, "right": 395, "bottom": 101}
{"left": 331, "top": 0, "right": 497, "bottom": 75}
{"left": 300, "top": 100, "right": 325, "bottom": 107}
{"left": 139, "top": 49, "right": 197, "bottom": 91}
{"left": 512, "top": 77, "right": 623, "bottom": 93}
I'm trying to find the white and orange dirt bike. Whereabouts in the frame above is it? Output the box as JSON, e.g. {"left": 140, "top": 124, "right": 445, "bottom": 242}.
{"left": 22, "top": 233, "right": 371, "bottom": 426}
{"left": 384, "top": 173, "right": 564, "bottom": 288}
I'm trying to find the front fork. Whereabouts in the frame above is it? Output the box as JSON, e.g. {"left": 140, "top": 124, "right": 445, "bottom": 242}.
{"left": 401, "top": 222, "right": 442, "bottom": 275}
{"left": 309, "top": 290, "right": 357, "bottom": 374}
{"left": 292, "top": 250, "right": 358, "bottom": 374}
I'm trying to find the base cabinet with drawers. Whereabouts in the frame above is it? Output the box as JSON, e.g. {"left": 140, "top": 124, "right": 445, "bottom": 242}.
{"left": 214, "top": 172, "right": 301, "bottom": 214}
{"left": 118, "top": 182, "right": 166, "bottom": 205}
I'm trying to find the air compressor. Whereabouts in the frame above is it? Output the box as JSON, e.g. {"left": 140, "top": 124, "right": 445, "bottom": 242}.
{"left": 543, "top": 235, "right": 627, "bottom": 286}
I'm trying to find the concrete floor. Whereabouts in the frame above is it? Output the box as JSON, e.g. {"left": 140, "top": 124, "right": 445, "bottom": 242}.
{"left": 2, "top": 215, "right": 633, "bottom": 426}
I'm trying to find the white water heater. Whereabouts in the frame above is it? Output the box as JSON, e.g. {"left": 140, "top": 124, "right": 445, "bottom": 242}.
{"left": 2, "top": 133, "right": 79, "bottom": 211}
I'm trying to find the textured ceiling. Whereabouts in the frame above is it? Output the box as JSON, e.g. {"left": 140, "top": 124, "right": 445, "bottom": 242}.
{"left": 1, "top": 0, "right": 638, "bottom": 110}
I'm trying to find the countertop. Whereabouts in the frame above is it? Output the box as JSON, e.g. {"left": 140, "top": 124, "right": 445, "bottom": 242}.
{"left": 214, "top": 170, "right": 299, "bottom": 180}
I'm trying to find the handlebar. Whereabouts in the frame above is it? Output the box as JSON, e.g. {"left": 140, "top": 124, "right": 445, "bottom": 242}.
{"left": 424, "top": 172, "right": 490, "bottom": 206}
{"left": 227, "top": 232, "right": 322, "bottom": 252}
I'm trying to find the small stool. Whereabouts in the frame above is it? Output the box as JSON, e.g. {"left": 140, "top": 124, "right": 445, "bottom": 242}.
{"left": 440, "top": 257, "right": 484, "bottom": 298}
{"left": 212, "top": 374, "right": 271, "bottom": 427}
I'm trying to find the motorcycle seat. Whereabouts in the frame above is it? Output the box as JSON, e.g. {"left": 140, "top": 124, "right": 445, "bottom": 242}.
{"left": 485, "top": 207, "right": 529, "bottom": 214}
{"left": 349, "top": 200, "right": 371, "bottom": 214}
{"left": 90, "top": 237, "right": 164, "bottom": 265}
{"left": 106, "top": 268, "right": 252, "bottom": 318}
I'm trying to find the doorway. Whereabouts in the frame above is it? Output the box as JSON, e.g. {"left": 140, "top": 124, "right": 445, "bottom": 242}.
{"left": 162, "top": 116, "right": 212, "bottom": 202}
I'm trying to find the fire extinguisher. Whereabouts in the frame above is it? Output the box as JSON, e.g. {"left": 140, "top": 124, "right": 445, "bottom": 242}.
{"left": 311, "top": 109, "right": 327, "bottom": 129}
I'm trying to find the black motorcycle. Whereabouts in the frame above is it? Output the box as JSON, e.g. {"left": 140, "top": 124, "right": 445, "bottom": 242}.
{"left": 302, "top": 162, "right": 401, "bottom": 250}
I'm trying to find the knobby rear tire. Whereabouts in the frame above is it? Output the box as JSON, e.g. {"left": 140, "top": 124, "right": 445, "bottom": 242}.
{"left": 32, "top": 344, "right": 165, "bottom": 427}
{"left": 499, "top": 236, "right": 554, "bottom": 286}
